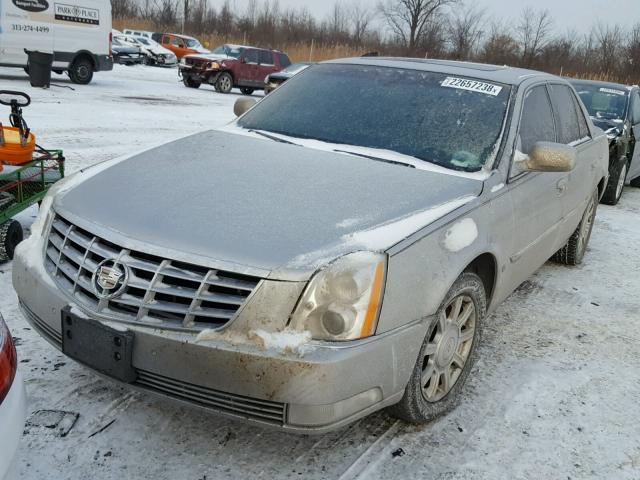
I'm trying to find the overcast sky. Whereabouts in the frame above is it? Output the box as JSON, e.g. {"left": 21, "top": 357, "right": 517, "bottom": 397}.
{"left": 226, "top": 0, "right": 638, "bottom": 34}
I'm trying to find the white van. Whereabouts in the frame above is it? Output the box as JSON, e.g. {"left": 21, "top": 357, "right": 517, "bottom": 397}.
{"left": 0, "top": 0, "right": 113, "bottom": 84}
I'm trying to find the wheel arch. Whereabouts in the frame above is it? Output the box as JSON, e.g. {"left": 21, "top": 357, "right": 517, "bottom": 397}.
{"left": 462, "top": 252, "right": 498, "bottom": 310}
{"left": 70, "top": 50, "right": 97, "bottom": 70}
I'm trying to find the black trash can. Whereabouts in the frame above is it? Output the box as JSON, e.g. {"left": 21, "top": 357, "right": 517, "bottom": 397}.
{"left": 25, "top": 50, "right": 53, "bottom": 88}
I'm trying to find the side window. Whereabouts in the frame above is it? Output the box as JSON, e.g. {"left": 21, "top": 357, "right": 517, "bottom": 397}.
{"left": 279, "top": 53, "right": 291, "bottom": 68}
{"left": 162, "top": 36, "right": 169, "bottom": 45}
{"left": 548, "top": 84, "right": 582, "bottom": 144}
{"left": 632, "top": 92, "right": 640, "bottom": 125}
{"left": 571, "top": 90, "right": 591, "bottom": 139}
{"left": 259, "top": 50, "right": 274, "bottom": 65}
{"left": 244, "top": 50, "right": 259, "bottom": 64}
{"left": 518, "top": 85, "right": 556, "bottom": 156}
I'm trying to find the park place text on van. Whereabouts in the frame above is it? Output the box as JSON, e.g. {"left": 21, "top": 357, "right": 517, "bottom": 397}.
{"left": 0, "top": 0, "right": 113, "bottom": 84}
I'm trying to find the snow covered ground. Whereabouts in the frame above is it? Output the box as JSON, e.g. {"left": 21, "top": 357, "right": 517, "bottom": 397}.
{"left": 1, "top": 65, "right": 640, "bottom": 480}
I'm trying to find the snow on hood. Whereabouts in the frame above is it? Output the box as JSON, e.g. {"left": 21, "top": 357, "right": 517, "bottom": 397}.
{"left": 54, "top": 130, "right": 483, "bottom": 280}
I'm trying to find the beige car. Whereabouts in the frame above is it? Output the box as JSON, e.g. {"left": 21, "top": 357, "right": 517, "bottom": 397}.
{"left": 13, "top": 58, "right": 608, "bottom": 433}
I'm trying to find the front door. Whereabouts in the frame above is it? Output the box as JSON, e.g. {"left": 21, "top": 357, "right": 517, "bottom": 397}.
{"left": 628, "top": 90, "right": 640, "bottom": 182}
{"left": 238, "top": 49, "right": 259, "bottom": 86}
{"left": 506, "top": 84, "right": 567, "bottom": 288}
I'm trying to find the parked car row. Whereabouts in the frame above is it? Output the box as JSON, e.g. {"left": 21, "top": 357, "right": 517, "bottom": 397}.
{"left": 12, "top": 57, "right": 611, "bottom": 435}
{"left": 570, "top": 80, "right": 640, "bottom": 205}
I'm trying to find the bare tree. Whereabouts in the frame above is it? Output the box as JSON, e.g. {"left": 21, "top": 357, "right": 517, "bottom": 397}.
{"left": 593, "top": 22, "right": 624, "bottom": 76}
{"left": 448, "top": 4, "right": 485, "bottom": 60}
{"left": 348, "top": 0, "right": 375, "bottom": 45}
{"left": 481, "top": 20, "right": 520, "bottom": 66}
{"left": 516, "top": 7, "right": 554, "bottom": 68}
{"left": 378, "top": 0, "right": 459, "bottom": 54}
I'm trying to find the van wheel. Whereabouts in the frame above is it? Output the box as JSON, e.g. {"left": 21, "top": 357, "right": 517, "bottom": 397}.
{"left": 69, "top": 57, "right": 94, "bottom": 84}
{"left": 240, "top": 87, "right": 254, "bottom": 95}
{"left": 216, "top": 73, "right": 233, "bottom": 94}
{"left": 551, "top": 189, "right": 598, "bottom": 266}
{"left": 53, "top": 69, "right": 63, "bottom": 75}
{"left": 388, "top": 272, "right": 485, "bottom": 424}
{"left": 0, "top": 220, "right": 24, "bottom": 262}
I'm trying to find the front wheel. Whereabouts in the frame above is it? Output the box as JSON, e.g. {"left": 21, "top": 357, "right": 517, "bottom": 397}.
{"left": 601, "top": 157, "right": 628, "bottom": 205}
{"left": 240, "top": 87, "right": 254, "bottom": 95}
{"left": 216, "top": 72, "right": 233, "bottom": 94}
{"left": 0, "top": 220, "right": 24, "bottom": 262}
{"left": 552, "top": 189, "right": 598, "bottom": 266}
{"left": 182, "top": 76, "right": 201, "bottom": 88}
{"left": 388, "top": 272, "right": 485, "bottom": 424}
{"left": 68, "top": 57, "right": 94, "bottom": 84}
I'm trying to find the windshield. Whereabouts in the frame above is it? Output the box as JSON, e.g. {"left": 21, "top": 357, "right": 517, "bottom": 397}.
{"left": 136, "top": 37, "right": 150, "bottom": 46}
{"left": 186, "top": 38, "right": 202, "bottom": 48}
{"left": 573, "top": 82, "right": 629, "bottom": 121}
{"left": 283, "top": 63, "right": 310, "bottom": 75}
{"left": 238, "top": 64, "right": 511, "bottom": 172}
{"left": 212, "top": 45, "right": 244, "bottom": 58}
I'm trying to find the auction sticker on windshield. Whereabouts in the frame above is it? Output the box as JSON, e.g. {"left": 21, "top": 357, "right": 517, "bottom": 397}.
{"left": 599, "top": 87, "right": 626, "bottom": 96}
{"left": 441, "top": 77, "right": 503, "bottom": 96}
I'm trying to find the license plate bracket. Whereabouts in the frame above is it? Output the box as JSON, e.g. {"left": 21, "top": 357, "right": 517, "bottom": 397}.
{"left": 61, "top": 307, "right": 136, "bottom": 383}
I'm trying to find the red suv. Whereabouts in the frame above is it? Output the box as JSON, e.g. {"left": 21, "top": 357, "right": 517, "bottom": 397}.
{"left": 179, "top": 44, "right": 291, "bottom": 95}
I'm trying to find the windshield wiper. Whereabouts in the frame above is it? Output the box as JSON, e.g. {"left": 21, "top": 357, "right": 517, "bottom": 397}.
{"left": 248, "top": 129, "right": 298, "bottom": 145}
{"left": 333, "top": 149, "right": 416, "bottom": 169}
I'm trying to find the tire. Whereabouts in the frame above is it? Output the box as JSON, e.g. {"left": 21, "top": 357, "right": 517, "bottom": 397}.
{"left": 216, "top": 72, "right": 233, "bottom": 94}
{"left": 182, "top": 76, "right": 201, "bottom": 88}
{"left": 23, "top": 66, "right": 29, "bottom": 75}
{"left": 601, "top": 157, "right": 628, "bottom": 205}
{"left": 53, "top": 69, "right": 63, "bottom": 75}
{"left": 552, "top": 189, "right": 598, "bottom": 266}
{"left": 240, "top": 87, "right": 254, "bottom": 95}
{"left": 388, "top": 272, "right": 485, "bottom": 424}
{"left": 0, "top": 220, "right": 24, "bottom": 262}
{"left": 68, "top": 57, "right": 94, "bottom": 85}
{"left": 630, "top": 175, "right": 640, "bottom": 188}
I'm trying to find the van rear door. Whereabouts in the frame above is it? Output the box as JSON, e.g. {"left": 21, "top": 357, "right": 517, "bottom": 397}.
{"left": 0, "top": 0, "right": 54, "bottom": 66}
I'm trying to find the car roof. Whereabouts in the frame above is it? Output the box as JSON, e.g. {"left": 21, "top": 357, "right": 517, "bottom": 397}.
{"left": 325, "top": 57, "right": 558, "bottom": 86}
{"left": 568, "top": 78, "right": 634, "bottom": 91}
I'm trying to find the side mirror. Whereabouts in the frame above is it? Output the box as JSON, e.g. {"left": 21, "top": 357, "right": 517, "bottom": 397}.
{"left": 234, "top": 97, "right": 257, "bottom": 117}
{"left": 516, "top": 142, "right": 576, "bottom": 173}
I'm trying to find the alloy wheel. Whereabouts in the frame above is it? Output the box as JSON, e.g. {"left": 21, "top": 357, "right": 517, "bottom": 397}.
{"left": 421, "top": 295, "right": 476, "bottom": 403}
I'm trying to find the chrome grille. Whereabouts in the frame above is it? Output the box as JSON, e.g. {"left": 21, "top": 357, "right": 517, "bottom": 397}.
{"left": 44, "top": 214, "right": 261, "bottom": 331}
{"left": 135, "top": 369, "right": 287, "bottom": 425}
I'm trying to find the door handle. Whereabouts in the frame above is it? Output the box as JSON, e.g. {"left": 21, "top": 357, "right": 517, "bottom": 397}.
{"left": 556, "top": 179, "right": 567, "bottom": 196}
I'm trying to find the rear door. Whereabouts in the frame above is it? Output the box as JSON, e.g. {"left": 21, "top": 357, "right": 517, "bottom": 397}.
{"left": 257, "top": 50, "right": 278, "bottom": 83}
{"left": 548, "top": 83, "right": 595, "bottom": 237}
{"left": 628, "top": 90, "right": 640, "bottom": 182}
{"left": 0, "top": 0, "right": 54, "bottom": 66}
{"left": 506, "top": 84, "right": 566, "bottom": 284}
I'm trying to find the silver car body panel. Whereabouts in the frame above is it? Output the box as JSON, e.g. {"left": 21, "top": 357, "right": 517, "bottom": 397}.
{"left": 13, "top": 58, "right": 609, "bottom": 433}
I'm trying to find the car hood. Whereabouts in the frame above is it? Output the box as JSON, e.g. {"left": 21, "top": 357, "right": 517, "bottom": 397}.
{"left": 55, "top": 130, "right": 482, "bottom": 280}
{"left": 184, "top": 53, "right": 229, "bottom": 61}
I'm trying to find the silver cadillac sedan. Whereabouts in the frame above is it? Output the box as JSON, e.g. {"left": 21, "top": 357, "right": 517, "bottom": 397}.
{"left": 12, "top": 58, "right": 608, "bottom": 433}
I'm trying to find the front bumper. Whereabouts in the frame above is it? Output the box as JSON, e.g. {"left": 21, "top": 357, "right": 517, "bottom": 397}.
{"left": 0, "top": 371, "right": 26, "bottom": 479}
{"left": 12, "top": 243, "right": 425, "bottom": 434}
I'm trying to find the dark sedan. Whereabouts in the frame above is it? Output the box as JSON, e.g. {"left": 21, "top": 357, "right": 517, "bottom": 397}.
{"left": 111, "top": 37, "right": 144, "bottom": 66}
{"left": 264, "top": 62, "right": 313, "bottom": 94}
{"left": 571, "top": 80, "right": 640, "bottom": 205}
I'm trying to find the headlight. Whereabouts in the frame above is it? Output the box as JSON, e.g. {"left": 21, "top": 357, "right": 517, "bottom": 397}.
{"left": 290, "top": 252, "right": 386, "bottom": 341}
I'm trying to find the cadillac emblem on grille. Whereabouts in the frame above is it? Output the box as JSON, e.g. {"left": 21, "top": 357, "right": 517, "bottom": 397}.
{"left": 92, "top": 259, "right": 129, "bottom": 300}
